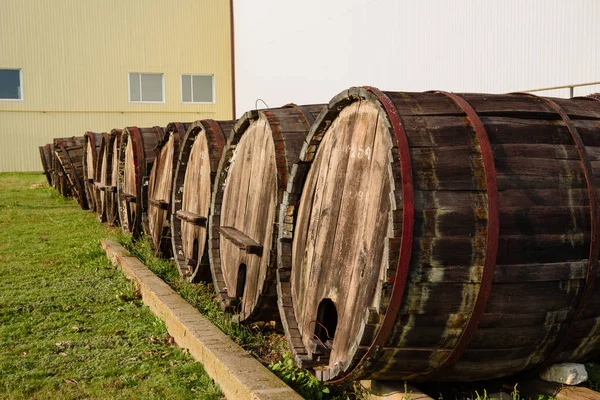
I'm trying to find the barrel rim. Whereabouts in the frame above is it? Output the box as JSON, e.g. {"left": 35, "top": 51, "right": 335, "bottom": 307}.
{"left": 276, "top": 86, "right": 409, "bottom": 382}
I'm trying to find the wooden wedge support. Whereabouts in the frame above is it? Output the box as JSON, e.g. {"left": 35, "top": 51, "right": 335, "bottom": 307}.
{"left": 148, "top": 198, "right": 169, "bottom": 210}
{"left": 175, "top": 210, "right": 207, "bottom": 226}
{"left": 218, "top": 226, "right": 263, "bottom": 256}
{"left": 121, "top": 193, "right": 136, "bottom": 203}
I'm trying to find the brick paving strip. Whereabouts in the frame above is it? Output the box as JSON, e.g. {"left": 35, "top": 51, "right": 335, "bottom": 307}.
{"left": 101, "top": 239, "right": 302, "bottom": 400}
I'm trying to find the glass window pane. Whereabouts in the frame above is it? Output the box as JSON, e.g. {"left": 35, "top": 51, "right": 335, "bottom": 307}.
{"left": 182, "top": 75, "right": 192, "bottom": 102}
{"left": 0, "top": 69, "right": 21, "bottom": 99}
{"left": 140, "top": 73, "right": 163, "bottom": 102}
{"left": 129, "top": 73, "right": 140, "bottom": 102}
{"left": 192, "top": 75, "right": 213, "bottom": 103}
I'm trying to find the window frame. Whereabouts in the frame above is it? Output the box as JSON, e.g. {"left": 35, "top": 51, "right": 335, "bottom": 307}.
{"left": 0, "top": 68, "right": 23, "bottom": 102}
{"left": 180, "top": 74, "right": 215, "bottom": 104}
{"left": 128, "top": 72, "right": 165, "bottom": 104}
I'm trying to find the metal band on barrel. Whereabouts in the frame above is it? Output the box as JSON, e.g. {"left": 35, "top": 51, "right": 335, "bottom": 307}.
{"left": 427, "top": 91, "right": 499, "bottom": 377}
{"left": 522, "top": 93, "right": 600, "bottom": 368}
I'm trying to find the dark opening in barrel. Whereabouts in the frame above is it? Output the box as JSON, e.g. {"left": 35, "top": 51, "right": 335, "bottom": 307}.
{"left": 278, "top": 87, "right": 600, "bottom": 382}
{"left": 209, "top": 105, "right": 323, "bottom": 322}
{"left": 147, "top": 122, "right": 191, "bottom": 256}
{"left": 116, "top": 126, "right": 165, "bottom": 237}
{"left": 171, "top": 120, "right": 233, "bottom": 282}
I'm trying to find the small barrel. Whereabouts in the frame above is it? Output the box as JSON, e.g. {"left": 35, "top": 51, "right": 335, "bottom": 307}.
{"left": 147, "top": 122, "right": 191, "bottom": 256}
{"left": 96, "top": 129, "right": 123, "bottom": 226}
{"left": 116, "top": 126, "right": 165, "bottom": 237}
{"left": 278, "top": 87, "right": 600, "bottom": 383}
{"left": 53, "top": 136, "right": 88, "bottom": 209}
{"left": 39, "top": 144, "right": 53, "bottom": 186}
{"left": 171, "top": 119, "right": 235, "bottom": 282}
{"left": 82, "top": 131, "right": 103, "bottom": 212}
{"left": 209, "top": 105, "right": 323, "bottom": 322}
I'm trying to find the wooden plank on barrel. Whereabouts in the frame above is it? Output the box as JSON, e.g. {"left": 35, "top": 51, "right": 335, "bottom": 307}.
{"left": 218, "top": 226, "right": 263, "bottom": 256}
{"left": 176, "top": 210, "right": 207, "bottom": 226}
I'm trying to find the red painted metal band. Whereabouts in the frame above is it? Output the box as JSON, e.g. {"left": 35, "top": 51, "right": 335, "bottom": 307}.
{"left": 428, "top": 91, "right": 499, "bottom": 376}
{"left": 330, "top": 86, "right": 416, "bottom": 382}
{"left": 283, "top": 103, "right": 317, "bottom": 126}
{"left": 525, "top": 94, "right": 600, "bottom": 368}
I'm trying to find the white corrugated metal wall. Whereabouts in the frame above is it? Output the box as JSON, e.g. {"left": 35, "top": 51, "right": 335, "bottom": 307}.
{"left": 233, "top": 0, "right": 600, "bottom": 116}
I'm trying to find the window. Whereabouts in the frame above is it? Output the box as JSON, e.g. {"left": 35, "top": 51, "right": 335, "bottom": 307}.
{"left": 181, "top": 74, "right": 214, "bottom": 103}
{"left": 0, "top": 69, "right": 22, "bottom": 100}
{"left": 129, "top": 73, "right": 164, "bottom": 103}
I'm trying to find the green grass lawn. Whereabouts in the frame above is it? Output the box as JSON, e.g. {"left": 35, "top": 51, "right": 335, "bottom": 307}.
{"left": 0, "top": 172, "right": 222, "bottom": 399}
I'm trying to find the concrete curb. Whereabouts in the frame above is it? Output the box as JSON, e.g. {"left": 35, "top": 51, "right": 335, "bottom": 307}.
{"left": 101, "top": 239, "right": 302, "bottom": 400}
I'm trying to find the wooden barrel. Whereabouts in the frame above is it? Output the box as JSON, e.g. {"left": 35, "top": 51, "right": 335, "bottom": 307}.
{"left": 171, "top": 119, "right": 235, "bottom": 282}
{"left": 147, "top": 122, "right": 191, "bottom": 256}
{"left": 53, "top": 136, "right": 88, "bottom": 209}
{"left": 39, "top": 144, "right": 53, "bottom": 185}
{"left": 96, "top": 129, "right": 122, "bottom": 226}
{"left": 116, "top": 126, "right": 165, "bottom": 237}
{"left": 51, "top": 144, "right": 70, "bottom": 196}
{"left": 82, "top": 131, "right": 103, "bottom": 212}
{"left": 278, "top": 87, "right": 600, "bottom": 383}
{"left": 209, "top": 105, "right": 323, "bottom": 322}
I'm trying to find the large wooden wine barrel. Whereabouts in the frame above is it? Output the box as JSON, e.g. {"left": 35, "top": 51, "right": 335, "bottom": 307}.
{"left": 53, "top": 136, "right": 88, "bottom": 209}
{"left": 39, "top": 144, "right": 53, "bottom": 185}
{"left": 209, "top": 105, "right": 323, "bottom": 322}
{"left": 146, "top": 122, "right": 191, "bottom": 256}
{"left": 96, "top": 129, "right": 122, "bottom": 226}
{"left": 278, "top": 87, "right": 600, "bottom": 383}
{"left": 116, "top": 126, "right": 165, "bottom": 237}
{"left": 83, "top": 131, "right": 103, "bottom": 212}
{"left": 171, "top": 119, "right": 235, "bottom": 282}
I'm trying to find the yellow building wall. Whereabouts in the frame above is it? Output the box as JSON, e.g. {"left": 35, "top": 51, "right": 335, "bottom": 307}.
{"left": 0, "top": 0, "right": 233, "bottom": 171}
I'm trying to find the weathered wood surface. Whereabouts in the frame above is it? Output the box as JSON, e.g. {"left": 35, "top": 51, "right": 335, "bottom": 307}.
{"left": 83, "top": 131, "right": 103, "bottom": 212}
{"left": 53, "top": 136, "right": 88, "bottom": 209}
{"left": 116, "top": 126, "right": 165, "bottom": 237}
{"left": 171, "top": 120, "right": 234, "bottom": 282}
{"left": 147, "top": 122, "right": 191, "bottom": 256}
{"left": 39, "top": 144, "right": 53, "bottom": 186}
{"left": 278, "top": 88, "right": 600, "bottom": 383}
{"left": 96, "top": 129, "right": 122, "bottom": 226}
{"left": 209, "top": 105, "right": 323, "bottom": 322}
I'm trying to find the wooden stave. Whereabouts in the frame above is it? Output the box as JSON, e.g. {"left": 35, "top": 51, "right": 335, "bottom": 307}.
{"left": 103, "top": 129, "right": 122, "bottom": 226}
{"left": 209, "top": 105, "right": 324, "bottom": 323}
{"left": 39, "top": 144, "right": 53, "bottom": 186}
{"left": 147, "top": 122, "right": 192, "bottom": 257}
{"left": 116, "top": 126, "right": 165, "bottom": 238}
{"left": 53, "top": 136, "right": 88, "bottom": 209}
{"left": 277, "top": 87, "right": 600, "bottom": 383}
{"left": 82, "top": 131, "right": 103, "bottom": 213}
{"left": 171, "top": 119, "right": 234, "bottom": 282}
